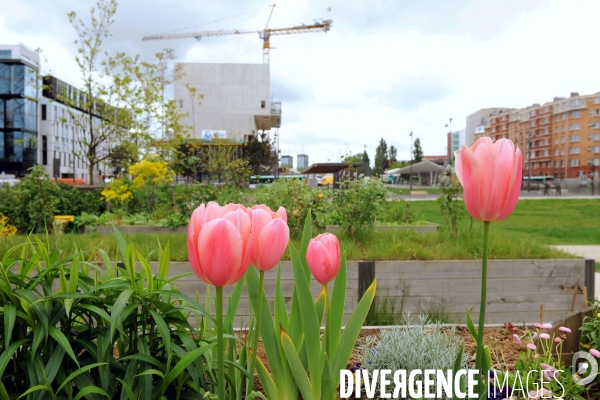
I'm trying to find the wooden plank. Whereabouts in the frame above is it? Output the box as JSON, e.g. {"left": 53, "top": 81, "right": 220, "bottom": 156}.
{"left": 358, "top": 261, "right": 375, "bottom": 299}
{"left": 377, "top": 276, "right": 585, "bottom": 295}
{"left": 374, "top": 260, "right": 586, "bottom": 279}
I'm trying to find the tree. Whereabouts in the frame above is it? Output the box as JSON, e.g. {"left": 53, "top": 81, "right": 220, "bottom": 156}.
{"left": 413, "top": 138, "right": 423, "bottom": 163}
{"left": 243, "top": 132, "right": 273, "bottom": 175}
{"left": 374, "top": 138, "right": 388, "bottom": 175}
{"left": 205, "top": 141, "right": 239, "bottom": 183}
{"left": 66, "top": 1, "right": 187, "bottom": 184}
{"left": 389, "top": 145, "right": 397, "bottom": 163}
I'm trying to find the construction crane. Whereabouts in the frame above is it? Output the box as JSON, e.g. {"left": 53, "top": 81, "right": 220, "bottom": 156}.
{"left": 142, "top": 5, "right": 332, "bottom": 64}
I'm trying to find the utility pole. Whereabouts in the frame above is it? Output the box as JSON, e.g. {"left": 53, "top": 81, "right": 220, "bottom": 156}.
{"left": 445, "top": 118, "right": 452, "bottom": 166}
{"left": 409, "top": 131, "right": 413, "bottom": 191}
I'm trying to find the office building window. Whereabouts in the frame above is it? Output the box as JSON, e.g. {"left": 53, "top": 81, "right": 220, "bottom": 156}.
{"left": 41, "top": 104, "right": 46, "bottom": 120}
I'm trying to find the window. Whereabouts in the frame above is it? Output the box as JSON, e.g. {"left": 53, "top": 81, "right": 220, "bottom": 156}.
{"left": 544, "top": 106, "right": 549, "bottom": 113}
{"left": 544, "top": 150, "right": 549, "bottom": 156}
{"left": 561, "top": 160, "right": 564, "bottom": 167}
{"left": 570, "top": 134, "right": 580, "bottom": 142}
{"left": 261, "top": 100, "right": 265, "bottom": 109}
{"left": 571, "top": 99, "right": 582, "bottom": 107}
{"left": 570, "top": 146, "right": 580, "bottom": 154}
{"left": 42, "top": 136, "right": 47, "bottom": 165}
{"left": 41, "top": 104, "right": 46, "bottom": 120}
{"left": 562, "top": 125, "right": 566, "bottom": 132}
{"left": 561, "top": 148, "right": 565, "bottom": 155}
{"left": 570, "top": 122, "right": 581, "bottom": 130}
{"left": 570, "top": 158, "right": 580, "bottom": 167}
{"left": 594, "top": 146, "right": 600, "bottom": 154}
{"left": 562, "top": 114, "right": 566, "bottom": 120}
{"left": 177, "top": 99, "right": 183, "bottom": 108}
{"left": 594, "top": 134, "right": 600, "bottom": 141}
{"left": 589, "top": 122, "right": 600, "bottom": 129}
{"left": 595, "top": 97, "right": 600, "bottom": 104}
{"left": 571, "top": 110, "right": 581, "bottom": 118}
{"left": 554, "top": 161, "right": 558, "bottom": 168}
{"left": 555, "top": 138, "right": 558, "bottom": 144}
{"left": 533, "top": 162, "right": 538, "bottom": 169}
{"left": 530, "top": 110, "right": 537, "bottom": 117}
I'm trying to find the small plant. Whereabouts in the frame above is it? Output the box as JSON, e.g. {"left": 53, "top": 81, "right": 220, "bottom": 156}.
{"left": 581, "top": 298, "right": 600, "bottom": 352}
{"left": 330, "top": 179, "right": 387, "bottom": 235}
{"left": 0, "top": 214, "right": 17, "bottom": 237}
{"left": 437, "top": 174, "right": 464, "bottom": 235}
{"left": 359, "top": 314, "right": 468, "bottom": 399}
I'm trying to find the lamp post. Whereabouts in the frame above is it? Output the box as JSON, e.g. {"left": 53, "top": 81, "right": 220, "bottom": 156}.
{"left": 409, "top": 131, "right": 413, "bottom": 191}
{"left": 445, "top": 118, "right": 452, "bottom": 166}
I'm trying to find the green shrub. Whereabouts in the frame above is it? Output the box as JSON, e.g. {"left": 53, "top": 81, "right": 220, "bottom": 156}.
{"left": 255, "top": 179, "right": 328, "bottom": 236}
{"left": 330, "top": 179, "right": 387, "bottom": 234}
{"left": 378, "top": 199, "right": 414, "bottom": 225}
{"left": 0, "top": 230, "right": 245, "bottom": 399}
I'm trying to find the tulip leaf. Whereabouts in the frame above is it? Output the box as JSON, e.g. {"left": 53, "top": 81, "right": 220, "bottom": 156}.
{"left": 274, "top": 264, "right": 289, "bottom": 333}
{"left": 299, "top": 213, "right": 313, "bottom": 283}
{"left": 225, "top": 278, "right": 244, "bottom": 331}
{"left": 329, "top": 252, "right": 347, "bottom": 362}
{"left": 280, "top": 328, "right": 316, "bottom": 400}
{"left": 164, "top": 343, "right": 215, "bottom": 388}
{"left": 246, "top": 267, "right": 287, "bottom": 395}
{"left": 332, "top": 279, "right": 376, "bottom": 374}
{"left": 466, "top": 307, "right": 478, "bottom": 340}
{"left": 255, "top": 352, "right": 280, "bottom": 400}
{"left": 289, "top": 242, "right": 322, "bottom": 397}
{"left": 4, "top": 303, "right": 15, "bottom": 349}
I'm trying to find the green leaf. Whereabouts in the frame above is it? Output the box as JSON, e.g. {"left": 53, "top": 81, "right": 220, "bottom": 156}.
{"left": 289, "top": 242, "right": 322, "bottom": 397}
{"left": 4, "top": 303, "right": 15, "bottom": 349}
{"left": 0, "top": 339, "right": 29, "bottom": 377}
{"left": 164, "top": 343, "right": 215, "bottom": 387}
{"left": 17, "top": 385, "right": 51, "bottom": 399}
{"left": 466, "top": 307, "right": 477, "bottom": 340}
{"left": 256, "top": 359, "right": 278, "bottom": 399}
{"left": 280, "top": 328, "right": 316, "bottom": 400}
{"left": 315, "top": 285, "right": 326, "bottom": 326}
{"left": 73, "top": 386, "right": 110, "bottom": 400}
{"left": 49, "top": 326, "right": 80, "bottom": 367}
{"left": 299, "top": 212, "right": 313, "bottom": 283}
{"left": 136, "top": 369, "right": 165, "bottom": 378}
{"left": 112, "top": 225, "right": 129, "bottom": 267}
{"left": 149, "top": 309, "right": 171, "bottom": 355}
{"left": 329, "top": 253, "right": 347, "bottom": 361}
{"left": 224, "top": 277, "right": 244, "bottom": 330}
{"left": 158, "top": 240, "right": 170, "bottom": 281}
{"left": 332, "top": 279, "right": 376, "bottom": 374}
{"left": 110, "top": 289, "right": 134, "bottom": 339}
{"left": 116, "top": 378, "right": 135, "bottom": 400}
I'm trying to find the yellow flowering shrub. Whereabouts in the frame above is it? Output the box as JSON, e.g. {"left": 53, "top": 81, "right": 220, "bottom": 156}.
{"left": 0, "top": 214, "right": 17, "bottom": 237}
{"left": 128, "top": 157, "right": 174, "bottom": 188}
{"left": 101, "top": 178, "right": 133, "bottom": 203}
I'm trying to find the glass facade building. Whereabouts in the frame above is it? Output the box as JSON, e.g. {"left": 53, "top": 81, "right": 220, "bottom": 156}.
{"left": 0, "top": 47, "right": 38, "bottom": 175}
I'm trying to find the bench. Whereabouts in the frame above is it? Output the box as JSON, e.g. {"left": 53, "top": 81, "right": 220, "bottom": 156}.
{"left": 410, "top": 190, "right": 428, "bottom": 198}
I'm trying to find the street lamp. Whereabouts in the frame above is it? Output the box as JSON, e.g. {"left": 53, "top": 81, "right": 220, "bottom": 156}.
{"left": 445, "top": 118, "right": 452, "bottom": 166}
{"left": 409, "top": 131, "right": 413, "bottom": 191}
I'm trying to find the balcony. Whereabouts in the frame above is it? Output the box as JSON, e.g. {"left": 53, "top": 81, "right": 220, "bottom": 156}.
{"left": 270, "top": 102, "right": 281, "bottom": 115}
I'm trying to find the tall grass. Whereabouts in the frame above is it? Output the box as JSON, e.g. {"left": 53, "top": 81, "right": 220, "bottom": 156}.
{"left": 0, "top": 226, "right": 570, "bottom": 262}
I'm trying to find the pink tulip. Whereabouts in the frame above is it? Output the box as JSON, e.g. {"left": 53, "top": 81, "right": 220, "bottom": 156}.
{"left": 306, "top": 233, "right": 341, "bottom": 285}
{"left": 187, "top": 202, "right": 252, "bottom": 287}
{"left": 539, "top": 333, "right": 550, "bottom": 340}
{"left": 559, "top": 327, "right": 571, "bottom": 333}
{"left": 249, "top": 205, "right": 289, "bottom": 271}
{"left": 590, "top": 349, "right": 600, "bottom": 358}
{"left": 454, "top": 137, "right": 522, "bottom": 222}
{"left": 527, "top": 343, "right": 536, "bottom": 350}
{"left": 513, "top": 334, "right": 521, "bottom": 344}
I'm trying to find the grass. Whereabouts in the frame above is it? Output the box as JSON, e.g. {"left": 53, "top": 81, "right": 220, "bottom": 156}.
{"left": 407, "top": 198, "right": 600, "bottom": 245}
{"left": 0, "top": 226, "right": 571, "bottom": 262}
{"left": 387, "top": 187, "right": 446, "bottom": 195}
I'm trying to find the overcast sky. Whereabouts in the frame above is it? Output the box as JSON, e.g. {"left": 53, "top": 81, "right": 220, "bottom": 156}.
{"left": 3, "top": 0, "right": 600, "bottom": 166}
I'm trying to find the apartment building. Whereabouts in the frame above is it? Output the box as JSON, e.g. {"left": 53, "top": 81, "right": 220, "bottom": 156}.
{"left": 473, "top": 91, "right": 600, "bottom": 179}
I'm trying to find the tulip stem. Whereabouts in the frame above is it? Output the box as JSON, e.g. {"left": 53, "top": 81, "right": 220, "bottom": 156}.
{"left": 246, "top": 269, "right": 264, "bottom": 396}
{"left": 215, "top": 286, "right": 225, "bottom": 400}
{"left": 324, "top": 283, "right": 330, "bottom": 357}
{"left": 476, "top": 221, "right": 490, "bottom": 396}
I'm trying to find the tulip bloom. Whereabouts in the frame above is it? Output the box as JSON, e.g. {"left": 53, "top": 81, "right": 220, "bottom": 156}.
{"left": 306, "top": 233, "right": 341, "bottom": 285}
{"left": 249, "top": 205, "right": 290, "bottom": 271}
{"left": 187, "top": 202, "right": 252, "bottom": 287}
{"left": 454, "top": 137, "right": 523, "bottom": 222}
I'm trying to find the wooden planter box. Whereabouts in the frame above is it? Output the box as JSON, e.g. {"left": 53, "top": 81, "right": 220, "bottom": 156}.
{"left": 143, "top": 258, "right": 595, "bottom": 327}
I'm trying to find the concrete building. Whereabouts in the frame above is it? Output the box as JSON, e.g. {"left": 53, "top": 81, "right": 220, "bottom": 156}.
{"left": 297, "top": 154, "right": 309, "bottom": 170}
{"left": 472, "top": 91, "right": 600, "bottom": 180}
{"left": 1, "top": 44, "right": 114, "bottom": 181}
{"left": 174, "top": 63, "right": 281, "bottom": 142}
{"left": 450, "top": 128, "right": 466, "bottom": 154}
{"left": 0, "top": 44, "right": 39, "bottom": 175}
{"left": 466, "top": 108, "right": 506, "bottom": 146}
{"left": 281, "top": 155, "right": 293, "bottom": 168}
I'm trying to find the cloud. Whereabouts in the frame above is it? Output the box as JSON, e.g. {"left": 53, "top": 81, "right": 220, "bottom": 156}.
{"left": 369, "top": 75, "right": 454, "bottom": 111}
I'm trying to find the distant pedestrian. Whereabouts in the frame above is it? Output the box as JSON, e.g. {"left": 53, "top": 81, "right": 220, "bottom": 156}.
{"left": 543, "top": 183, "right": 550, "bottom": 196}
{"left": 555, "top": 182, "right": 562, "bottom": 196}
